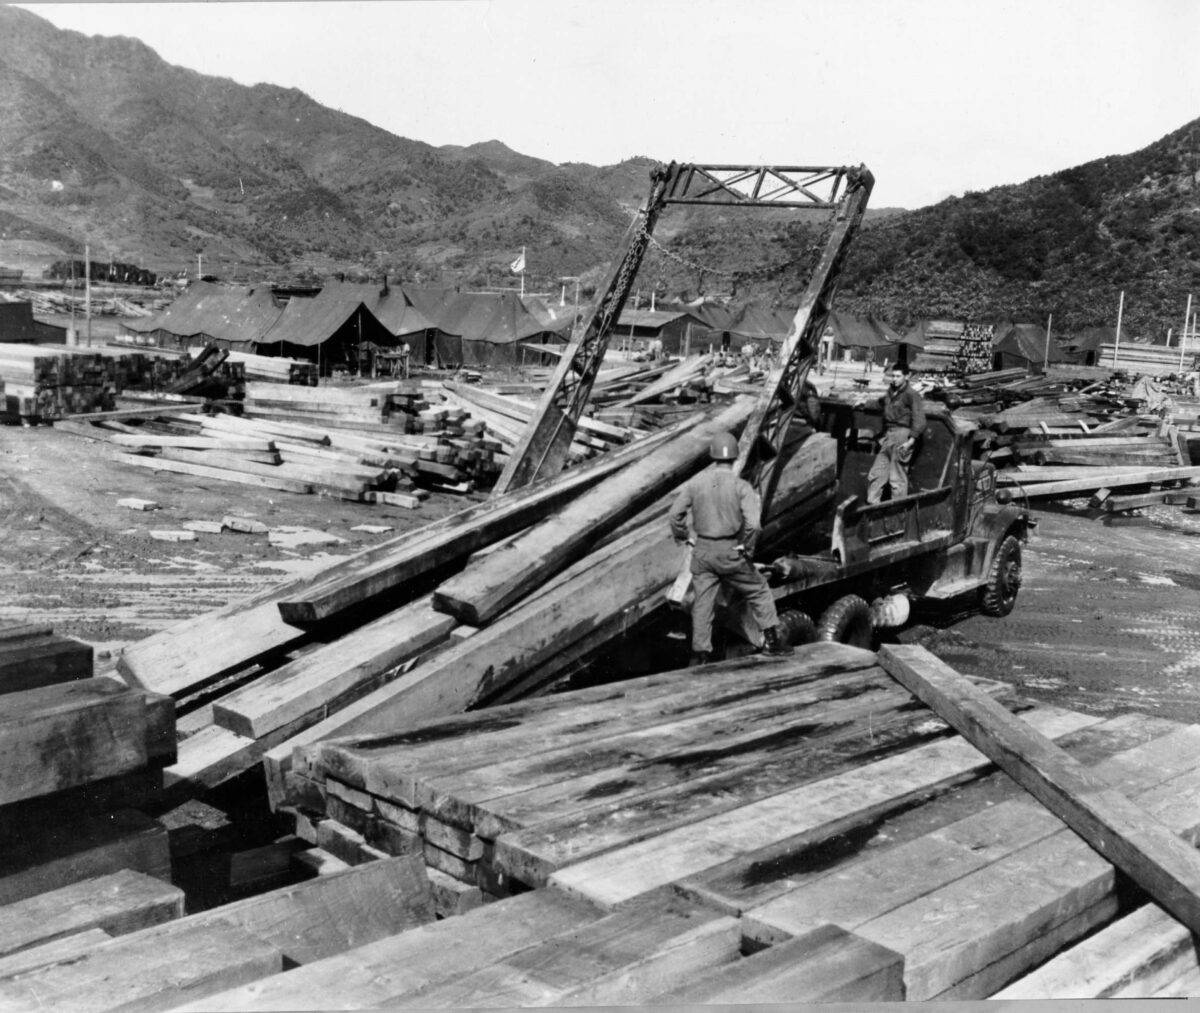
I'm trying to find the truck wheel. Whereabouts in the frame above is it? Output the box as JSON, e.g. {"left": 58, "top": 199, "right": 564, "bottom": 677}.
{"left": 777, "top": 609, "right": 817, "bottom": 647}
{"left": 816, "top": 595, "right": 874, "bottom": 648}
{"left": 980, "top": 535, "right": 1022, "bottom": 617}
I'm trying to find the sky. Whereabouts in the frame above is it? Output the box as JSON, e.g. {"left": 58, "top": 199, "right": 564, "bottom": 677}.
{"left": 20, "top": 0, "right": 1200, "bottom": 209}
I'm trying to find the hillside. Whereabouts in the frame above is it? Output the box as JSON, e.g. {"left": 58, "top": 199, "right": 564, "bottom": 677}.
{"left": 1, "top": 6, "right": 1197, "bottom": 336}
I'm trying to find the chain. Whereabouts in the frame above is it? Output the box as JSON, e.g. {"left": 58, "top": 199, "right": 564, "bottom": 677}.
{"left": 644, "top": 232, "right": 742, "bottom": 280}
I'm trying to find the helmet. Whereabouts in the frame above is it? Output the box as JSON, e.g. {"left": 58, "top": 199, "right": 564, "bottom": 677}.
{"left": 709, "top": 431, "right": 738, "bottom": 461}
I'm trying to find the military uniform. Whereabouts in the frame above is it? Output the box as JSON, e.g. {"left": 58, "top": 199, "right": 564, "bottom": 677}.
{"left": 669, "top": 464, "right": 780, "bottom": 654}
{"left": 866, "top": 381, "right": 926, "bottom": 503}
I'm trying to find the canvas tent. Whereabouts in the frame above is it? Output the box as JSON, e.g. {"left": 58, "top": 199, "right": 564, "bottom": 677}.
{"left": 1061, "top": 326, "right": 1116, "bottom": 366}
{"left": 992, "top": 322, "right": 1063, "bottom": 370}
{"left": 408, "top": 290, "right": 570, "bottom": 368}
{"left": 825, "top": 311, "right": 902, "bottom": 361}
{"left": 313, "top": 282, "right": 445, "bottom": 365}
{"left": 123, "top": 282, "right": 282, "bottom": 351}
{"left": 259, "top": 287, "right": 395, "bottom": 373}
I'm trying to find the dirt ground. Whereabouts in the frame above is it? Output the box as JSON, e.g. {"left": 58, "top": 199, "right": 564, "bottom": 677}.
{"left": 0, "top": 422, "right": 472, "bottom": 656}
{"left": 5, "top": 419, "right": 1200, "bottom": 724}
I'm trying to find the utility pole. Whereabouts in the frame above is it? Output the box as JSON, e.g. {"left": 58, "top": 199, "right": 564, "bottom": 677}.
{"left": 84, "top": 242, "right": 92, "bottom": 346}
{"left": 1043, "top": 312, "right": 1053, "bottom": 369}
{"left": 197, "top": 253, "right": 203, "bottom": 280}
{"left": 1180, "top": 294, "right": 1193, "bottom": 372}
{"left": 1113, "top": 290, "right": 1125, "bottom": 367}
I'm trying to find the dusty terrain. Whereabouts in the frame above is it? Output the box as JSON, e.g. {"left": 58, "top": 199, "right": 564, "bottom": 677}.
{"left": 3, "top": 419, "right": 1200, "bottom": 723}
{"left": 0, "top": 422, "right": 471, "bottom": 653}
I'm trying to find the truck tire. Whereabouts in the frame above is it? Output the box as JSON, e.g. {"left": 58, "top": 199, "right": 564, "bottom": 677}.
{"left": 980, "top": 534, "right": 1022, "bottom": 617}
{"left": 816, "top": 595, "right": 874, "bottom": 648}
{"left": 777, "top": 609, "right": 817, "bottom": 648}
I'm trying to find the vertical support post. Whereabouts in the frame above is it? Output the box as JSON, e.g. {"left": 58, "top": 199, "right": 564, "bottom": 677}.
{"left": 84, "top": 242, "right": 92, "bottom": 346}
{"left": 1043, "top": 312, "right": 1052, "bottom": 369}
{"left": 1180, "top": 294, "right": 1193, "bottom": 372}
{"left": 1113, "top": 291, "right": 1125, "bottom": 367}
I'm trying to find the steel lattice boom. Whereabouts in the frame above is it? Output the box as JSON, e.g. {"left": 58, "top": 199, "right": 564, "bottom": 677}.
{"left": 491, "top": 161, "right": 873, "bottom": 499}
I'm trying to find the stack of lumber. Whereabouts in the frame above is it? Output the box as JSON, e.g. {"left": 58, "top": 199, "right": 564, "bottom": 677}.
{"left": 0, "top": 627, "right": 176, "bottom": 908}
{"left": 0, "top": 854, "right": 435, "bottom": 1012}
{"left": 238, "top": 643, "right": 1200, "bottom": 1005}
{"left": 1098, "top": 341, "right": 1197, "bottom": 376}
{"left": 0, "top": 343, "right": 116, "bottom": 419}
{"left": 193, "top": 349, "right": 317, "bottom": 386}
{"left": 116, "top": 419, "right": 699, "bottom": 799}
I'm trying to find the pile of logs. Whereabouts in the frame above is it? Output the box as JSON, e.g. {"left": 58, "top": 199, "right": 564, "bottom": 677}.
{"left": 0, "top": 344, "right": 116, "bottom": 419}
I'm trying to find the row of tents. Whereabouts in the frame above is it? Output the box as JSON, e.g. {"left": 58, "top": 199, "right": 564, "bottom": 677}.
{"left": 123, "top": 281, "right": 579, "bottom": 371}
{"left": 122, "top": 280, "right": 1118, "bottom": 373}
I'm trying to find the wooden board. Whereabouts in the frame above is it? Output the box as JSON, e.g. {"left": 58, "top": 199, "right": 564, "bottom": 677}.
{"left": 0, "top": 635, "right": 92, "bottom": 695}
{"left": 0, "top": 922, "right": 282, "bottom": 1013}
{"left": 115, "top": 451, "right": 316, "bottom": 494}
{"left": 182, "top": 890, "right": 603, "bottom": 1011}
{"left": 432, "top": 400, "right": 754, "bottom": 625}
{"left": 126, "top": 853, "right": 435, "bottom": 966}
{"left": 0, "top": 930, "right": 112, "bottom": 981}
{"left": 0, "top": 870, "right": 183, "bottom": 958}
{"left": 490, "top": 678, "right": 1016, "bottom": 886}
{"left": 381, "top": 893, "right": 741, "bottom": 1009}
{"left": 546, "top": 706, "right": 1099, "bottom": 909}
{"left": 275, "top": 420, "right": 689, "bottom": 624}
{"left": 0, "top": 679, "right": 148, "bottom": 806}
{"left": 879, "top": 644, "right": 1200, "bottom": 939}
{"left": 995, "top": 903, "right": 1196, "bottom": 999}
{"left": 211, "top": 597, "right": 457, "bottom": 739}
{"left": 0, "top": 809, "right": 171, "bottom": 907}
{"left": 741, "top": 723, "right": 1200, "bottom": 948}
{"left": 659, "top": 923, "right": 904, "bottom": 1004}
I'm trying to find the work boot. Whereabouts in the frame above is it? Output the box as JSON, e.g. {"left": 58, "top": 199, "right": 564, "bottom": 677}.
{"left": 762, "top": 627, "right": 794, "bottom": 657}
{"left": 689, "top": 651, "right": 712, "bottom": 668}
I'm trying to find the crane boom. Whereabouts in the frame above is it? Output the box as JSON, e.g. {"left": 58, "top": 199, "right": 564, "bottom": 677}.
{"left": 492, "top": 161, "right": 873, "bottom": 503}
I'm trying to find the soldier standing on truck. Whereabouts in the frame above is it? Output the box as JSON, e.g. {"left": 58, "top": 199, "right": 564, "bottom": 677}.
{"left": 857, "top": 362, "right": 926, "bottom": 503}
{"left": 669, "top": 431, "right": 794, "bottom": 667}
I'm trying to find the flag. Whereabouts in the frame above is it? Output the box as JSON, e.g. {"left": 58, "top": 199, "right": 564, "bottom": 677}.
{"left": 510, "top": 249, "right": 526, "bottom": 274}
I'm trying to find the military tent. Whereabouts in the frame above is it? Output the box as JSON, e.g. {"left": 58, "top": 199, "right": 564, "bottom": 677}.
{"left": 123, "top": 282, "right": 282, "bottom": 351}
{"left": 992, "top": 322, "right": 1064, "bottom": 369}
{"left": 259, "top": 287, "right": 394, "bottom": 374}
{"left": 417, "top": 291, "right": 569, "bottom": 368}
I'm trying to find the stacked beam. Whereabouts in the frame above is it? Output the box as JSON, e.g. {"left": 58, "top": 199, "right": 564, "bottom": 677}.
{"left": 0, "top": 344, "right": 115, "bottom": 419}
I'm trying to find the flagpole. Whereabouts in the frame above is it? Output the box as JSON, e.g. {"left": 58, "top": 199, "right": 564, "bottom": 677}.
{"left": 520, "top": 246, "right": 526, "bottom": 297}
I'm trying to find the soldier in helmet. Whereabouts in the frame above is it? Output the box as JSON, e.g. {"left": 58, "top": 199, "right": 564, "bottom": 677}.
{"left": 669, "top": 430, "right": 794, "bottom": 666}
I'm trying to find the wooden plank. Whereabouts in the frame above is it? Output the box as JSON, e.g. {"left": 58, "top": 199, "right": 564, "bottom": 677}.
{"left": 0, "top": 809, "right": 171, "bottom": 907}
{"left": 994, "top": 903, "right": 1196, "bottom": 999}
{"left": 432, "top": 399, "right": 792, "bottom": 625}
{"left": 1007, "top": 465, "right": 1200, "bottom": 497}
{"left": 0, "top": 679, "right": 148, "bottom": 806}
{"left": 879, "top": 644, "right": 1200, "bottom": 939}
{"left": 211, "top": 597, "right": 457, "bottom": 739}
{"left": 108, "top": 434, "right": 276, "bottom": 451}
{"left": 0, "top": 635, "right": 92, "bottom": 695}
{"left": 547, "top": 706, "right": 1100, "bottom": 909}
{"left": 382, "top": 893, "right": 741, "bottom": 1009}
{"left": 182, "top": 890, "right": 603, "bottom": 1012}
{"left": 305, "top": 643, "right": 877, "bottom": 799}
{"left": 740, "top": 723, "right": 1200, "bottom": 947}
{"left": 659, "top": 923, "right": 904, "bottom": 1004}
{"left": 276, "top": 418, "right": 693, "bottom": 624}
{"left": 265, "top": 521, "right": 686, "bottom": 749}
{"left": 0, "top": 930, "right": 112, "bottom": 981}
{"left": 0, "top": 922, "right": 282, "bottom": 1013}
{"left": 0, "top": 871, "right": 183, "bottom": 958}
{"left": 120, "top": 853, "right": 433, "bottom": 968}
{"left": 115, "top": 451, "right": 316, "bottom": 494}
{"left": 490, "top": 678, "right": 1019, "bottom": 886}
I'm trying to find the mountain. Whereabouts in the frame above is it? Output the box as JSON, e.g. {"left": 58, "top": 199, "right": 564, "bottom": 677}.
{"left": 0, "top": 5, "right": 1196, "bottom": 337}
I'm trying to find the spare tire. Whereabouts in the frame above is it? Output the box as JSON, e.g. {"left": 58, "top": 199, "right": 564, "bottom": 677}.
{"left": 777, "top": 609, "right": 818, "bottom": 648}
{"left": 817, "top": 594, "right": 875, "bottom": 648}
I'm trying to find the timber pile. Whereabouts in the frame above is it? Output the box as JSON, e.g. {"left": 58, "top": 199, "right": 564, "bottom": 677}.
{"left": 204, "top": 642, "right": 1200, "bottom": 1005}
{"left": 193, "top": 348, "right": 317, "bottom": 385}
{"left": 116, "top": 400, "right": 831, "bottom": 805}
{"left": 0, "top": 344, "right": 116, "bottom": 419}
{"left": 0, "top": 622, "right": 177, "bottom": 911}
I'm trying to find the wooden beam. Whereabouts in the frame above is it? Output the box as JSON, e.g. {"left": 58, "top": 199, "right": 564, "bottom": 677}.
{"left": 0, "top": 679, "right": 148, "bottom": 806}
{"left": 0, "top": 635, "right": 92, "bottom": 695}
{"left": 878, "top": 644, "right": 1200, "bottom": 940}
{"left": 433, "top": 399, "right": 754, "bottom": 624}
{"left": 115, "top": 451, "right": 316, "bottom": 494}
{"left": 0, "top": 923, "right": 282, "bottom": 1012}
{"left": 0, "top": 871, "right": 183, "bottom": 958}
{"left": 276, "top": 419, "right": 691, "bottom": 625}
{"left": 1008, "top": 466, "right": 1200, "bottom": 497}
